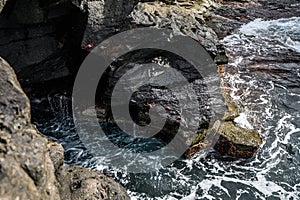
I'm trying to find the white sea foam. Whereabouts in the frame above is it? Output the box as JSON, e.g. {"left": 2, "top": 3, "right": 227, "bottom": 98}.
{"left": 239, "top": 17, "right": 300, "bottom": 53}
{"left": 234, "top": 112, "right": 254, "bottom": 130}
{"left": 82, "top": 17, "right": 300, "bottom": 199}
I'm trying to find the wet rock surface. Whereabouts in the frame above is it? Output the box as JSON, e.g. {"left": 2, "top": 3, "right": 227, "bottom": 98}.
{"left": 0, "top": 57, "right": 130, "bottom": 199}
{"left": 96, "top": 50, "right": 212, "bottom": 146}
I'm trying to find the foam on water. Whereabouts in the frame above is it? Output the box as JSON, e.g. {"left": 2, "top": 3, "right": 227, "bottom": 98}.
{"left": 239, "top": 17, "right": 300, "bottom": 53}
{"left": 34, "top": 17, "right": 300, "bottom": 199}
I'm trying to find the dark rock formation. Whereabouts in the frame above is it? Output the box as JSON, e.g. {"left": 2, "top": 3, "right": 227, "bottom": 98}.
{"left": 0, "top": 0, "right": 83, "bottom": 84}
{"left": 0, "top": 0, "right": 137, "bottom": 84}
{"left": 0, "top": 57, "right": 130, "bottom": 199}
{"left": 72, "top": 0, "right": 138, "bottom": 48}
{"left": 96, "top": 49, "right": 212, "bottom": 146}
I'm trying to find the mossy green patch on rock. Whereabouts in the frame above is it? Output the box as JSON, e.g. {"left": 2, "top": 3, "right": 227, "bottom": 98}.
{"left": 191, "top": 129, "right": 207, "bottom": 146}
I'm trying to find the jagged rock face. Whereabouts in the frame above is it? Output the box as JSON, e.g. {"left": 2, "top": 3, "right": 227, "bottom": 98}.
{"left": 0, "top": 57, "right": 61, "bottom": 199}
{"left": 130, "top": 0, "right": 219, "bottom": 55}
{"left": 0, "top": 57, "right": 130, "bottom": 200}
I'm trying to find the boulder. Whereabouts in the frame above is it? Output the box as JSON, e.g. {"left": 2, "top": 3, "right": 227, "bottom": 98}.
{"left": 214, "top": 121, "right": 262, "bottom": 158}
{"left": 57, "top": 166, "right": 130, "bottom": 200}
{"left": 185, "top": 120, "right": 262, "bottom": 159}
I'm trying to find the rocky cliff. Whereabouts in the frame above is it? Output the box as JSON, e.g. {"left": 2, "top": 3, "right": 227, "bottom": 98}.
{"left": 0, "top": 57, "right": 130, "bottom": 199}
{"left": 0, "top": 2, "right": 275, "bottom": 195}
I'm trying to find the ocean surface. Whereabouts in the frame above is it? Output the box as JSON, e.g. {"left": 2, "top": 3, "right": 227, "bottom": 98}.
{"left": 33, "top": 17, "right": 300, "bottom": 199}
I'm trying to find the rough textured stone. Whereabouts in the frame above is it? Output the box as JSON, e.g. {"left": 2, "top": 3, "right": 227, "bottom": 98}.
{"left": 130, "top": 0, "right": 219, "bottom": 54}
{"left": 72, "top": 0, "right": 138, "bottom": 48}
{"left": 0, "top": 57, "right": 61, "bottom": 200}
{"left": 57, "top": 166, "right": 130, "bottom": 200}
{"left": 0, "top": 57, "right": 130, "bottom": 200}
{"left": 214, "top": 121, "right": 262, "bottom": 158}
{"left": 48, "top": 141, "right": 65, "bottom": 172}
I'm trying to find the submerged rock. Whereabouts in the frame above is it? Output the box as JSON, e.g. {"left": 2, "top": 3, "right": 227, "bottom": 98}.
{"left": 0, "top": 57, "right": 130, "bottom": 200}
